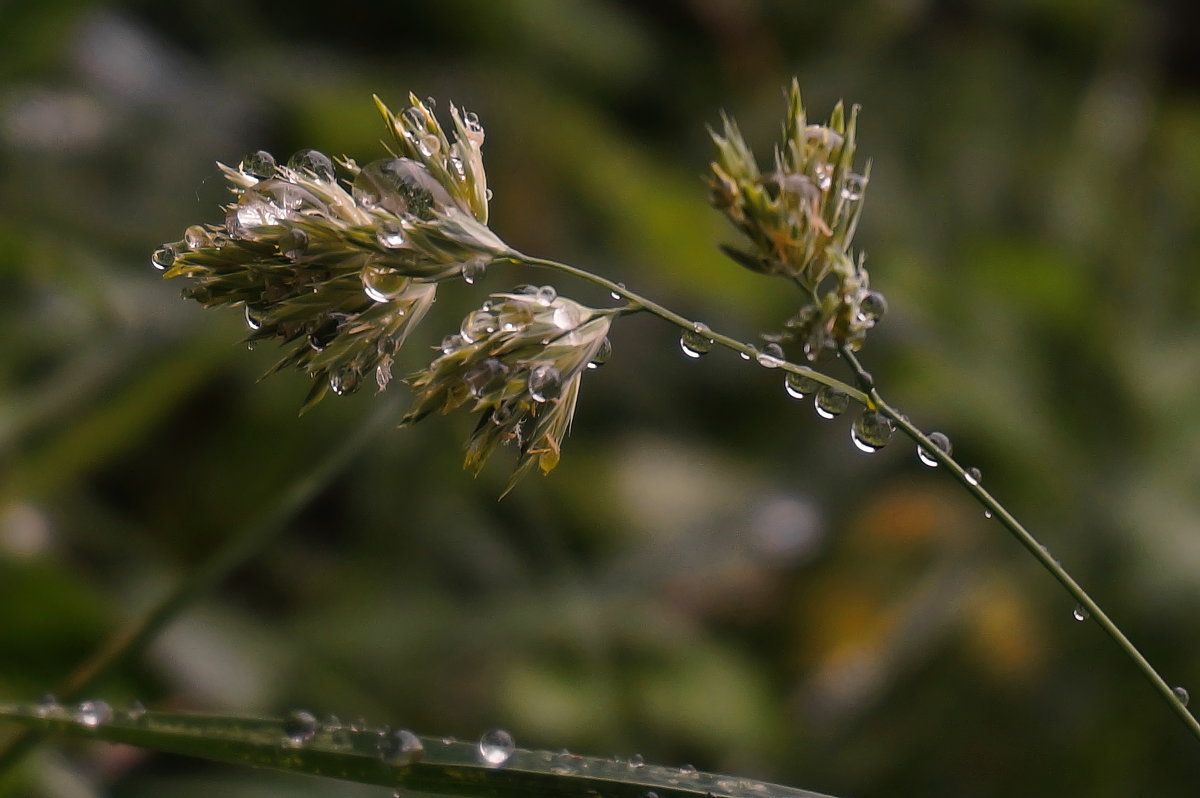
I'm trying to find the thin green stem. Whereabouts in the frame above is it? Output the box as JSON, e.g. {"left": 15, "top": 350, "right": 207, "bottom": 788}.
{"left": 839, "top": 344, "right": 1200, "bottom": 741}
{"left": 507, "top": 252, "right": 868, "bottom": 405}
{"left": 0, "top": 398, "right": 402, "bottom": 775}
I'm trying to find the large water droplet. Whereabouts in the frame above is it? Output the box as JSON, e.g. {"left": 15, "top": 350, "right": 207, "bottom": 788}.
{"left": 240, "top": 150, "right": 276, "bottom": 179}
{"left": 535, "top": 285, "right": 557, "bottom": 306}
{"left": 283, "top": 709, "right": 318, "bottom": 745}
{"left": 352, "top": 158, "right": 452, "bottom": 219}
{"left": 75, "top": 700, "right": 112, "bottom": 728}
{"left": 1072, "top": 604, "right": 1090, "bottom": 622}
{"left": 680, "top": 324, "right": 714, "bottom": 358}
{"left": 477, "top": 729, "right": 515, "bottom": 767}
{"left": 757, "top": 342, "right": 785, "bottom": 368}
{"left": 151, "top": 244, "right": 177, "bottom": 271}
{"left": 288, "top": 149, "right": 335, "bottom": 180}
{"left": 785, "top": 371, "right": 821, "bottom": 399}
{"left": 330, "top": 367, "right": 361, "bottom": 396}
{"left": 528, "top": 365, "right": 562, "bottom": 403}
{"left": 462, "top": 256, "right": 487, "bottom": 285}
{"left": 378, "top": 728, "right": 425, "bottom": 763}
{"left": 814, "top": 385, "right": 849, "bottom": 419}
{"left": 851, "top": 410, "right": 894, "bottom": 452}
{"left": 917, "top": 431, "right": 952, "bottom": 467}
{"left": 587, "top": 337, "right": 612, "bottom": 369}
{"left": 363, "top": 263, "right": 410, "bottom": 303}
{"left": 1173, "top": 686, "right": 1190, "bottom": 707}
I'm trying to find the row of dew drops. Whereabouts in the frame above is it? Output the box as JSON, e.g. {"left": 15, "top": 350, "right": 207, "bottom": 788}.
{"left": 677, "top": 316, "right": 1200, "bottom": 693}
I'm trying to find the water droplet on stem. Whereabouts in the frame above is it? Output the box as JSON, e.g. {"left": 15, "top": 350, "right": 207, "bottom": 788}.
{"left": 851, "top": 410, "right": 894, "bottom": 452}
{"left": 680, "top": 324, "right": 714, "bottom": 358}
{"left": 814, "top": 385, "right": 849, "bottom": 419}
{"left": 283, "top": 709, "right": 318, "bottom": 745}
{"left": 917, "top": 432, "right": 952, "bottom": 467}
{"left": 75, "top": 700, "right": 112, "bottom": 728}
{"left": 477, "top": 729, "right": 515, "bottom": 767}
{"left": 1072, "top": 604, "right": 1090, "bottom": 622}
{"left": 1173, "top": 686, "right": 1190, "bottom": 707}
{"left": 785, "top": 371, "right": 821, "bottom": 399}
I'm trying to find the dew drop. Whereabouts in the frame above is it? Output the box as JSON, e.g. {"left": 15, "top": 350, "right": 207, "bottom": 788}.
{"left": 609, "top": 282, "right": 626, "bottom": 300}
{"left": 1173, "top": 686, "right": 1190, "bottom": 707}
{"left": 244, "top": 305, "right": 264, "bottom": 331}
{"left": 680, "top": 324, "right": 714, "bottom": 358}
{"left": 240, "top": 150, "right": 276, "bottom": 179}
{"left": 376, "top": 360, "right": 393, "bottom": 391}
{"left": 183, "top": 225, "right": 212, "bottom": 250}
{"left": 477, "top": 729, "right": 515, "bottom": 767}
{"left": 329, "top": 367, "right": 361, "bottom": 396}
{"left": 628, "top": 754, "right": 645, "bottom": 769}
{"left": 441, "top": 334, "right": 465, "bottom": 355}
{"left": 756, "top": 342, "right": 785, "bottom": 368}
{"left": 460, "top": 309, "right": 497, "bottom": 342}
{"left": 964, "top": 467, "right": 982, "bottom": 486}
{"left": 352, "top": 158, "right": 452, "bottom": 219}
{"left": 151, "top": 244, "right": 177, "bottom": 271}
{"left": 587, "top": 337, "right": 612, "bottom": 369}
{"left": 851, "top": 410, "right": 894, "bottom": 452}
{"left": 279, "top": 227, "right": 309, "bottom": 259}
{"left": 288, "top": 149, "right": 335, "bottom": 180}
{"left": 125, "top": 700, "right": 147, "bottom": 721}
{"left": 378, "top": 728, "right": 425, "bottom": 763}
{"left": 462, "top": 256, "right": 487, "bottom": 285}
{"left": 740, "top": 348, "right": 753, "bottom": 361}
{"left": 75, "top": 700, "right": 112, "bottom": 728}
{"left": 814, "top": 163, "right": 833, "bottom": 192}
{"left": 363, "top": 263, "right": 410, "bottom": 303}
{"left": 785, "top": 371, "right": 821, "bottom": 399}
{"left": 535, "top": 285, "right": 557, "bottom": 306}
{"left": 528, "top": 365, "right": 562, "bottom": 403}
{"left": 34, "top": 694, "right": 60, "bottom": 718}
{"left": 841, "top": 172, "right": 868, "bottom": 202}
{"left": 377, "top": 221, "right": 407, "bottom": 249}
{"left": 857, "top": 290, "right": 887, "bottom": 324}
{"left": 282, "top": 710, "right": 318, "bottom": 745}
{"left": 917, "top": 431, "right": 952, "bottom": 467}
{"left": 814, "top": 385, "right": 849, "bottom": 419}
{"left": 465, "top": 357, "right": 509, "bottom": 397}
{"left": 984, "top": 509, "right": 993, "bottom": 519}
{"left": 1072, "top": 604, "right": 1090, "bottom": 622}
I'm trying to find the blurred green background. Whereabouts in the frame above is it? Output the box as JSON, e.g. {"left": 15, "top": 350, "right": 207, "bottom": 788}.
{"left": 2, "top": 0, "right": 1199, "bottom": 795}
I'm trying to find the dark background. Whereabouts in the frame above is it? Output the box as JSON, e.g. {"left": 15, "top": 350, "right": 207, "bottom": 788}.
{"left": 2, "top": 1, "right": 1199, "bottom": 795}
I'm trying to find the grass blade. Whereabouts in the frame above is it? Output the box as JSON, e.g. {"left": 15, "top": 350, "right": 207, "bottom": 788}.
{"left": 0, "top": 703, "right": 841, "bottom": 798}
